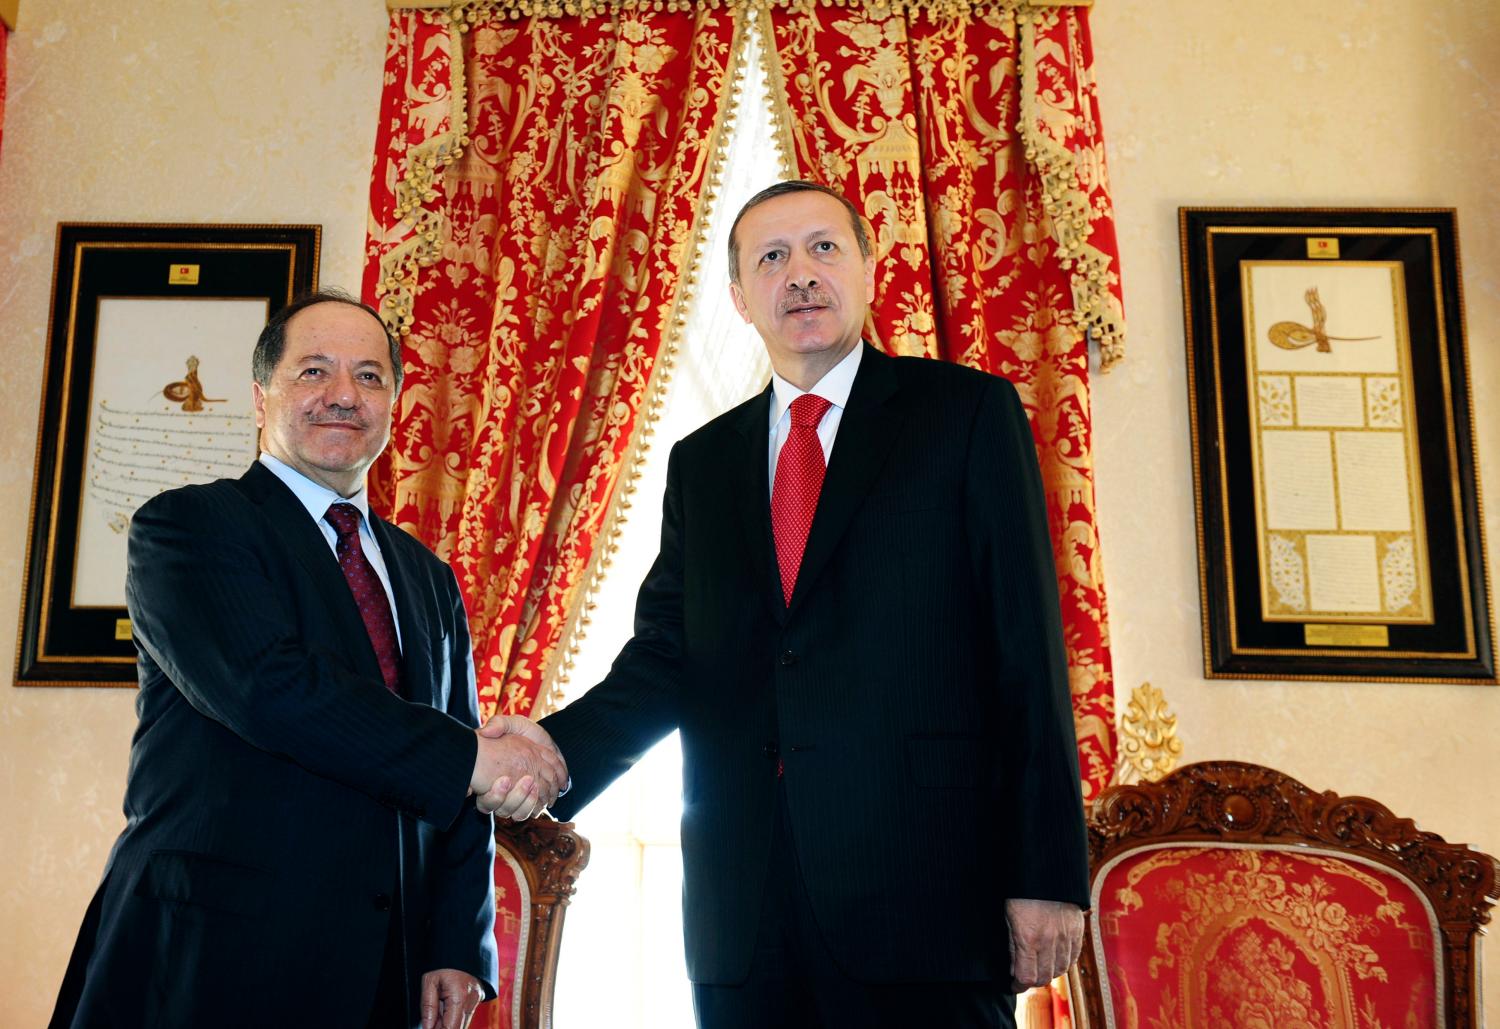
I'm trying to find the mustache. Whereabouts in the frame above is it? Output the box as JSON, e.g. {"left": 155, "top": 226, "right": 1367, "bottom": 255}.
{"left": 778, "top": 288, "right": 834, "bottom": 315}
{"left": 306, "top": 410, "right": 368, "bottom": 429}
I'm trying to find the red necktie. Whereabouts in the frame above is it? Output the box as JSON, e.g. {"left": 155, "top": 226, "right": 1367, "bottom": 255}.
{"left": 771, "top": 393, "right": 833, "bottom": 606}
{"left": 325, "top": 503, "right": 402, "bottom": 693}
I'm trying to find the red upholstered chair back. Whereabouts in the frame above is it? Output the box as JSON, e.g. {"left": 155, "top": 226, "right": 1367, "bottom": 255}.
{"left": 1071, "top": 762, "right": 1497, "bottom": 1029}
{"left": 1094, "top": 844, "right": 1438, "bottom": 1025}
{"left": 475, "top": 817, "right": 589, "bottom": 1029}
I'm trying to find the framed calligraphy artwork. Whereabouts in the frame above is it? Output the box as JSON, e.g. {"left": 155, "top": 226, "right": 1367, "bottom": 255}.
{"left": 1180, "top": 208, "right": 1494, "bottom": 684}
{"left": 16, "top": 223, "right": 319, "bottom": 687}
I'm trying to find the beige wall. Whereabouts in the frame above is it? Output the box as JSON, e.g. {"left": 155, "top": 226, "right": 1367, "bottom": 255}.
{"left": 0, "top": 1, "right": 1495, "bottom": 1023}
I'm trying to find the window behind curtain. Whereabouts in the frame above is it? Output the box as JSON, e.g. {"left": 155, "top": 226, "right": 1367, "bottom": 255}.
{"left": 551, "top": 25, "right": 776, "bottom": 1029}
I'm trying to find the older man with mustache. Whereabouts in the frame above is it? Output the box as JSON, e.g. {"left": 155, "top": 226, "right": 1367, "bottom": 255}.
{"left": 51, "top": 291, "right": 568, "bottom": 1029}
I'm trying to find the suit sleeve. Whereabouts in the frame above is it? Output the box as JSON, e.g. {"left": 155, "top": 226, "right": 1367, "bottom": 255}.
{"left": 125, "top": 487, "right": 478, "bottom": 831}
{"left": 421, "top": 565, "right": 501, "bottom": 997}
{"left": 541, "top": 444, "right": 687, "bottom": 820}
{"left": 966, "top": 377, "right": 1091, "bottom": 910}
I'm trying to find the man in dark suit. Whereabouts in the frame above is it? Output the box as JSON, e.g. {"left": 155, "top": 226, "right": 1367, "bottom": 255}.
{"left": 519, "top": 181, "right": 1090, "bottom": 1027}
{"left": 50, "top": 291, "right": 567, "bottom": 1029}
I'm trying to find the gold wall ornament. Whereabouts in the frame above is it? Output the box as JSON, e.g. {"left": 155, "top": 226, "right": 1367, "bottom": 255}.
{"left": 1115, "top": 681, "right": 1183, "bottom": 785}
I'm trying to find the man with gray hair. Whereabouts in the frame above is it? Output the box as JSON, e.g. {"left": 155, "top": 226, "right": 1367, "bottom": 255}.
{"left": 51, "top": 290, "right": 567, "bottom": 1029}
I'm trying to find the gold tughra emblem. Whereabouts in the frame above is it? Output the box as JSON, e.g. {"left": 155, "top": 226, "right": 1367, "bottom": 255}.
{"left": 161, "top": 355, "right": 226, "bottom": 413}
{"left": 1267, "top": 288, "right": 1379, "bottom": 353}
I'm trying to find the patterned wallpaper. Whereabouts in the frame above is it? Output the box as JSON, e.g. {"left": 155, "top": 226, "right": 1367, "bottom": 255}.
{"left": 0, "top": 1, "right": 1496, "bottom": 1023}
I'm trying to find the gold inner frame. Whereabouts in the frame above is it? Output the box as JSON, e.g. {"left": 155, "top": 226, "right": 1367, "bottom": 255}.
{"left": 1238, "top": 259, "right": 1432, "bottom": 626}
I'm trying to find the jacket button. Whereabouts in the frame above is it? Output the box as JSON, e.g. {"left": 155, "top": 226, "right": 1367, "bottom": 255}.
{"left": 763, "top": 743, "right": 779, "bottom": 759}
{"left": 779, "top": 651, "right": 797, "bottom": 666}
{"left": 373, "top": 893, "right": 392, "bottom": 912}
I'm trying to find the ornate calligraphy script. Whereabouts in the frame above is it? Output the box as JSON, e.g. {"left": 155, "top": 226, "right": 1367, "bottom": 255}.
{"left": 87, "top": 383, "right": 253, "bottom": 530}
{"left": 72, "top": 296, "right": 267, "bottom": 608}
{"left": 1267, "top": 288, "right": 1380, "bottom": 352}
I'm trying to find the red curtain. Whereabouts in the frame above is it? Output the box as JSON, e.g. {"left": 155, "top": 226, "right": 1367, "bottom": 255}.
{"left": 364, "top": 6, "right": 740, "bottom": 724}
{"left": 760, "top": 2, "right": 1123, "bottom": 801}
{"left": 1, "top": 22, "right": 9, "bottom": 160}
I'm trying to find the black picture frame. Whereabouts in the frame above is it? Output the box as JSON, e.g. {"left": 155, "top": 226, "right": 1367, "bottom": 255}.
{"left": 16, "top": 223, "right": 320, "bottom": 687}
{"left": 1180, "top": 207, "right": 1494, "bottom": 684}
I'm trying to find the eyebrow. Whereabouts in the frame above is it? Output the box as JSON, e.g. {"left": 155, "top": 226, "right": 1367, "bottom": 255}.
{"left": 755, "top": 227, "right": 838, "bottom": 252}
{"left": 295, "top": 353, "right": 389, "bottom": 373}
{"left": 297, "top": 353, "right": 384, "bottom": 366}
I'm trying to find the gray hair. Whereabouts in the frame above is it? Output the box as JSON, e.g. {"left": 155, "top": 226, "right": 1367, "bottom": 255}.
{"left": 727, "top": 180, "right": 872, "bottom": 286}
{"left": 252, "top": 288, "right": 403, "bottom": 395}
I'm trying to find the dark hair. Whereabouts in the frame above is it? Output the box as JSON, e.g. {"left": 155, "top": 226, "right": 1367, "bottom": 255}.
{"left": 252, "top": 288, "right": 403, "bottom": 394}
{"left": 727, "top": 180, "right": 873, "bottom": 285}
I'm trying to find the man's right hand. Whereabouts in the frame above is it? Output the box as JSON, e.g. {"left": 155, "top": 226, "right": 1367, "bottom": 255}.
{"left": 470, "top": 729, "right": 567, "bottom": 820}
{"left": 1005, "top": 897, "right": 1084, "bottom": 991}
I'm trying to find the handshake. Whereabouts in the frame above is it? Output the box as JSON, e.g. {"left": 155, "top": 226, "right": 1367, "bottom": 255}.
{"left": 469, "top": 715, "right": 570, "bottom": 821}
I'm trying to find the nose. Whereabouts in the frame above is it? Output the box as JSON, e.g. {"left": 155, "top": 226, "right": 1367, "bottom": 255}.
{"left": 322, "top": 367, "right": 359, "bottom": 409}
{"left": 785, "top": 251, "right": 819, "bottom": 291}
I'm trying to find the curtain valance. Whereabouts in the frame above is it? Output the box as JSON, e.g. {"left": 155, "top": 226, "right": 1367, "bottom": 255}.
{"left": 388, "top": 0, "right": 1094, "bottom": 14}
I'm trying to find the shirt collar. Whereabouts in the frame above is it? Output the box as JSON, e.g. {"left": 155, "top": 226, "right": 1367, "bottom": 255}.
{"left": 258, "top": 451, "right": 372, "bottom": 526}
{"left": 769, "top": 341, "right": 863, "bottom": 429}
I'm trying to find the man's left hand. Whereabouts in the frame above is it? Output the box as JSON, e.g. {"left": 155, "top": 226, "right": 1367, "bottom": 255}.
{"left": 1004, "top": 897, "right": 1084, "bottom": 991}
{"left": 419, "top": 968, "right": 483, "bottom": 1029}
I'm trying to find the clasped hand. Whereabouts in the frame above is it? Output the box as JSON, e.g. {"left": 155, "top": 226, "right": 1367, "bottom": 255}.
{"left": 469, "top": 716, "right": 568, "bottom": 820}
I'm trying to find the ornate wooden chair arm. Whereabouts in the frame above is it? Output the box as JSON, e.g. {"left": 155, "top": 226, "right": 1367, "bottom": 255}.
{"left": 493, "top": 815, "right": 590, "bottom": 1029}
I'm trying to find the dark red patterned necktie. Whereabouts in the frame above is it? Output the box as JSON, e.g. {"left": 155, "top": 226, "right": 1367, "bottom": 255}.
{"left": 771, "top": 393, "right": 833, "bottom": 606}
{"left": 325, "top": 503, "right": 401, "bottom": 693}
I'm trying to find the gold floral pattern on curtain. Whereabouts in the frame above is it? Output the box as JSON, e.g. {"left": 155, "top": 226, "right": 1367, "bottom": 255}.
{"left": 759, "top": 0, "right": 1122, "bottom": 799}
{"left": 363, "top": 5, "right": 742, "bottom": 721}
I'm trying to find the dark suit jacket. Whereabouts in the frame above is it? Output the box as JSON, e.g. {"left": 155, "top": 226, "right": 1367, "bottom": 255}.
{"left": 51, "top": 462, "right": 498, "bottom": 1029}
{"left": 543, "top": 344, "right": 1089, "bottom": 986}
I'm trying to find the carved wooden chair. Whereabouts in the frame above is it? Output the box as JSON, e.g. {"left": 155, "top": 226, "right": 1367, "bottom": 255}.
{"left": 473, "top": 816, "right": 590, "bottom": 1029}
{"left": 1069, "top": 761, "right": 1497, "bottom": 1028}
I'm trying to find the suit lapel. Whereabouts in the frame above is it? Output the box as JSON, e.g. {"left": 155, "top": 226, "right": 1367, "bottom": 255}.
{"left": 787, "top": 344, "right": 902, "bottom": 616}
{"left": 238, "top": 463, "right": 389, "bottom": 691}
{"left": 725, "top": 385, "right": 785, "bottom": 624}
{"left": 370, "top": 517, "right": 433, "bottom": 705}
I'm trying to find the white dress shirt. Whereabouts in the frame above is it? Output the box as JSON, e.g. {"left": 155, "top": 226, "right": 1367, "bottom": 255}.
{"left": 258, "top": 451, "right": 403, "bottom": 648}
{"left": 767, "top": 342, "right": 864, "bottom": 487}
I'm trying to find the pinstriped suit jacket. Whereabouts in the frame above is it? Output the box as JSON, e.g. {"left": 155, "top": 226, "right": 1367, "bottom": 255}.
{"left": 51, "top": 462, "right": 498, "bottom": 1028}
{"left": 544, "top": 343, "right": 1089, "bottom": 985}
